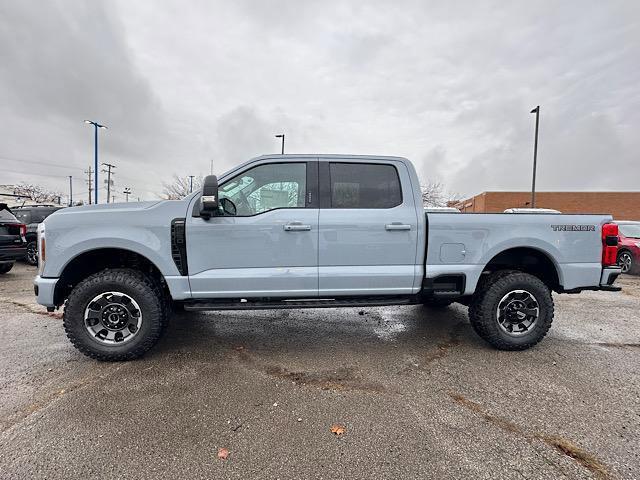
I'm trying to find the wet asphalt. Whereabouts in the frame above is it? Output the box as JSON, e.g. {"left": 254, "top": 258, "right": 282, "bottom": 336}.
{"left": 0, "top": 262, "right": 639, "bottom": 479}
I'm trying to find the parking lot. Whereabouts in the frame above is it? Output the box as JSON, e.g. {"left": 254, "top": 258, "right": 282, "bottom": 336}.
{"left": 0, "top": 262, "right": 638, "bottom": 479}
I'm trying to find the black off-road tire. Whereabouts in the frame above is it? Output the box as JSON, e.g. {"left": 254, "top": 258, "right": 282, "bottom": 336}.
{"left": 422, "top": 297, "right": 454, "bottom": 309}
{"left": 26, "top": 241, "right": 38, "bottom": 266}
{"left": 0, "top": 262, "right": 14, "bottom": 274}
{"left": 64, "top": 268, "right": 168, "bottom": 361}
{"left": 469, "top": 271, "right": 554, "bottom": 350}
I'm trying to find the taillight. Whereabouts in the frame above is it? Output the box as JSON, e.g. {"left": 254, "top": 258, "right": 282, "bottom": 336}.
{"left": 602, "top": 223, "right": 619, "bottom": 267}
{"left": 18, "top": 224, "right": 27, "bottom": 241}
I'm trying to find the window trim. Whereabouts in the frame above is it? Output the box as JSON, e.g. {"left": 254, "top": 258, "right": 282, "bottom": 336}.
{"left": 192, "top": 160, "right": 318, "bottom": 218}
{"left": 320, "top": 161, "right": 403, "bottom": 209}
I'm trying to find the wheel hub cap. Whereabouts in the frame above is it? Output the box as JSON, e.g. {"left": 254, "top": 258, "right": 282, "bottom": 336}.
{"left": 84, "top": 292, "right": 142, "bottom": 344}
{"left": 496, "top": 290, "right": 540, "bottom": 336}
{"left": 619, "top": 253, "right": 632, "bottom": 273}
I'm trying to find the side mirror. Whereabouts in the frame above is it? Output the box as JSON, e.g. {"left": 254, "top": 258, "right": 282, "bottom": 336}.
{"left": 199, "top": 175, "right": 219, "bottom": 219}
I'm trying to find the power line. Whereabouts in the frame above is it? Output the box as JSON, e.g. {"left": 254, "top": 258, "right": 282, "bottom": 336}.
{"left": 0, "top": 156, "right": 84, "bottom": 171}
{"left": 2, "top": 168, "right": 76, "bottom": 180}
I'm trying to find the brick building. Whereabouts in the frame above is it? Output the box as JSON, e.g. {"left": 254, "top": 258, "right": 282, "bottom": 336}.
{"left": 451, "top": 192, "right": 640, "bottom": 221}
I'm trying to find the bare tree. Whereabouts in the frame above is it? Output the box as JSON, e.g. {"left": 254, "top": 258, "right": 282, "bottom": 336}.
{"left": 420, "top": 180, "right": 447, "bottom": 207}
{"left": 162, "top": 175, "right": 203, "bottom": 200}
{"left": 14, "top": 183, "right": 63, "bottom": 204}
{"left": 420, "top": 181, "right": 462, "bottom": 208}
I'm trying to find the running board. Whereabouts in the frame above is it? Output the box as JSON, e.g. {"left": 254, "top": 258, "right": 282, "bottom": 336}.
{"left": 183, "top": 296, "right": 417, "bottom": 311}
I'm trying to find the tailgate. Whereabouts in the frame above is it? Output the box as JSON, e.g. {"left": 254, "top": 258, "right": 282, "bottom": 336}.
{"left": 0, "top": 222, "right": 24, "bottom": 247}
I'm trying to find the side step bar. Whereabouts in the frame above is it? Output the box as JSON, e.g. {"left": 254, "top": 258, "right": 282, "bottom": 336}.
{"left": 183, "top": 296, "right": 418, "bottom": 311}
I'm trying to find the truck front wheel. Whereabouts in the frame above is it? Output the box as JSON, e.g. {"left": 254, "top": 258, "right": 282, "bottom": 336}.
{"left": 469, "top": 271, "right": 554, "bottom": 350}
{"left": 64, "top": 268, "right": 168, "bottom": 361}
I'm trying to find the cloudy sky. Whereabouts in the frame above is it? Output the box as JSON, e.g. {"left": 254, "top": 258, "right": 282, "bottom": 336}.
{"left": 1, "top": 0, "right": 638, "bottom": 201}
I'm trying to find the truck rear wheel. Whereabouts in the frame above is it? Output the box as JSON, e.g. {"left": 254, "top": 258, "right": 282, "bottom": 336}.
{"left": 469, "top": 271, "right": 553, "bottom": 350}
{"left": 64, "top": 268, "right": 167, "bottom": 361}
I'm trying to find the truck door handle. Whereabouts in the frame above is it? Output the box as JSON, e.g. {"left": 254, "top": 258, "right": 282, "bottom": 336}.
{"left": 385, "top": 223, "right": 411, "bottom": 231}
{"left": 284, "top": 222, "right": 311, "bottom": 232}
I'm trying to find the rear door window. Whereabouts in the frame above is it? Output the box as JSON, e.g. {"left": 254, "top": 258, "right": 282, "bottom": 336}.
{"left": 329, "top": 163, "right": 402, "bottom": 208}
{"left": 0, "top": 209, "right": 18, "bottom": 222}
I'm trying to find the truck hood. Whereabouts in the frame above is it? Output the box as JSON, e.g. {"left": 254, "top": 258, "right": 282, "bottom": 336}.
{"left": 58, "top": 201, "right": 161, "bottom": 214}
{"left": 41, "top": 199, "right": 185, "bottom": 232}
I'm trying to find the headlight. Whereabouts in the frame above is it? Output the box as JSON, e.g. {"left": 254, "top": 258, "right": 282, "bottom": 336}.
{"left": 37, "top": 223, "right": 45, "bottom": 275}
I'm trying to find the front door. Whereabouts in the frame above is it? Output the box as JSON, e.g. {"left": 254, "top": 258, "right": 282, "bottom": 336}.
{"left": 318, "top": 160, "right": 419, "bottom": 296}
{"left": 187, "top": 160, "right": 319, "bottom": 298}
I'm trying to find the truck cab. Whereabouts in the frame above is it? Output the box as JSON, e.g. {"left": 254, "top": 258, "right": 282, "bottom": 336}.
{"left": 186, "top": 155, "right": 423, "bottom": 299}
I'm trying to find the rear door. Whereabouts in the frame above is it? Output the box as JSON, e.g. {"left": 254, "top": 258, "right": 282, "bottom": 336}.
{"left": 318, "top": 160, "right": 419, "bottom": 296}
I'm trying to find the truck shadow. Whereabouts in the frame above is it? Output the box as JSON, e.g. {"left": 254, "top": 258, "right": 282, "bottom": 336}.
{"left": 145, "top": 304, "right": 487, "bottom": 392}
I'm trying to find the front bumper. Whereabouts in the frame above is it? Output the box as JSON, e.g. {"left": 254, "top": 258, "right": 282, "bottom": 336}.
{"left": 34, "top": 275, "right": 58, "bottom": 307}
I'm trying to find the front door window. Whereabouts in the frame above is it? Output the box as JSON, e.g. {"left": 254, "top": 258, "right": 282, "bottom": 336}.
{"left": 218, "top": 163, "right": 307, "bottom": 216}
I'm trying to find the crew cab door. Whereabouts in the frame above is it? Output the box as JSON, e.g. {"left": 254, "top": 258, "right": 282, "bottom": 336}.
{"left": 186, "top": 160, "right": 319, "bottom": 298}
{"left": 318, "top": 160, "right": 419, "bottom": 295}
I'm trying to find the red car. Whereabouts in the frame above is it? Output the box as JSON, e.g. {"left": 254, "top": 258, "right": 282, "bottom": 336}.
{"left": 615, "top": 221, "right": 640, "bottom": 274}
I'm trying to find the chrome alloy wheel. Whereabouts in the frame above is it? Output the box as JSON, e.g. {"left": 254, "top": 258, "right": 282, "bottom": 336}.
{"left": 26, "top": 242, "right": 38, "bottom": 265}
{"left": 84, "top": 292, "right": 143, "bottom": 344}
{"left": 618, "top": 252, "right": 633, "bottom": 273}
{"left": 496, "top": 289, "right": 540, "bottom": 337}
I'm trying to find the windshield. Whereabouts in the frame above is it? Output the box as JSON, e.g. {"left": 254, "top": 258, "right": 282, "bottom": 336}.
{"left": 619, "top": 224, "right": 640, "bottom": 238}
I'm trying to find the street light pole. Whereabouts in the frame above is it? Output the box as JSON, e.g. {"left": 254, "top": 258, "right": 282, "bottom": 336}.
{"left": 84, "top": 120, "right": 108, "bottom": 204}
{"left": 68, "top": 176, "right": 73, "bottom": 206}
{"left": 530, "top": 106, "right": 540, "bottom": 208}
{"left": 275, "top": 134, "right": 285, "bottom": 154}
{"left": 189, "top": 175, "right": 195, "bottom": 193}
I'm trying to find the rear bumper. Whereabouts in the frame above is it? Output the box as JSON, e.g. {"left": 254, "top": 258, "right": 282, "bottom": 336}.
{"left": 0, "top": 246, "right": 27, "bottom": 261}
{"left": 34, "top": 275, "right": 58, "bottom": 307}
{"left": 561, "top": 266, "right": 622, "bottom": 293}
{"left": 600, "top": 266, "right": 622, "bottom": 290}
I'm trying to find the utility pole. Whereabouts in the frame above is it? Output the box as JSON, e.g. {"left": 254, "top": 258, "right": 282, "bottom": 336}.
{"left": 101, "top": 163, "right": 116, "bottom": 203}
{"left": 210, "top": 159, "right": 213, "bottom": 175}
{"left": 85, "top": 167, "right": 93, "bottom": 204}
{"left": 112, "top": 195, "right": 115, "bottom": 203}
{"left": 84, "top": 120, "right": 107, "bottom": 204}
{"left": 123, "top": 187, "right": 131, "bottom": 202}
{"left": 530, "top": 106, "right": 540, "bottom": 208}
{"left": 189, "top": 175, "right": 195, "bottom": 193}
{"left": 68, "top": 175, "right": 73, "bottom": 206}
{"left": 275, "top": 134, "right": 285, "bottom": 154}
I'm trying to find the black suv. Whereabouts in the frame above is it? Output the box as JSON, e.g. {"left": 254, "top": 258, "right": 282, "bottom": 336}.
{"left": 13, "top": 205, "right": 63, "bottom": 265}
{"left": 0, "top": 204, "right": 27, "bottom": 274}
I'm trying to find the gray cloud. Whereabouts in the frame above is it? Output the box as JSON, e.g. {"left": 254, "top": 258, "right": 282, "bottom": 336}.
{"left": 1, "top": 0, "right": 639, "bottom": 201}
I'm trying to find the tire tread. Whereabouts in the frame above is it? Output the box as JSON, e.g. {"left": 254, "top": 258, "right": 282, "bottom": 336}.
{"left": 63, "top": 268, "right": 168, "bottom": 361}
{"left": 469, "top": 271, "right": 554, "bottom": 351}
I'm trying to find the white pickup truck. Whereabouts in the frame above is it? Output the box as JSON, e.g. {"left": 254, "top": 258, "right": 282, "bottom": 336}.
{"left": 34, "top": 155, "right": 622, "bottom": 360}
